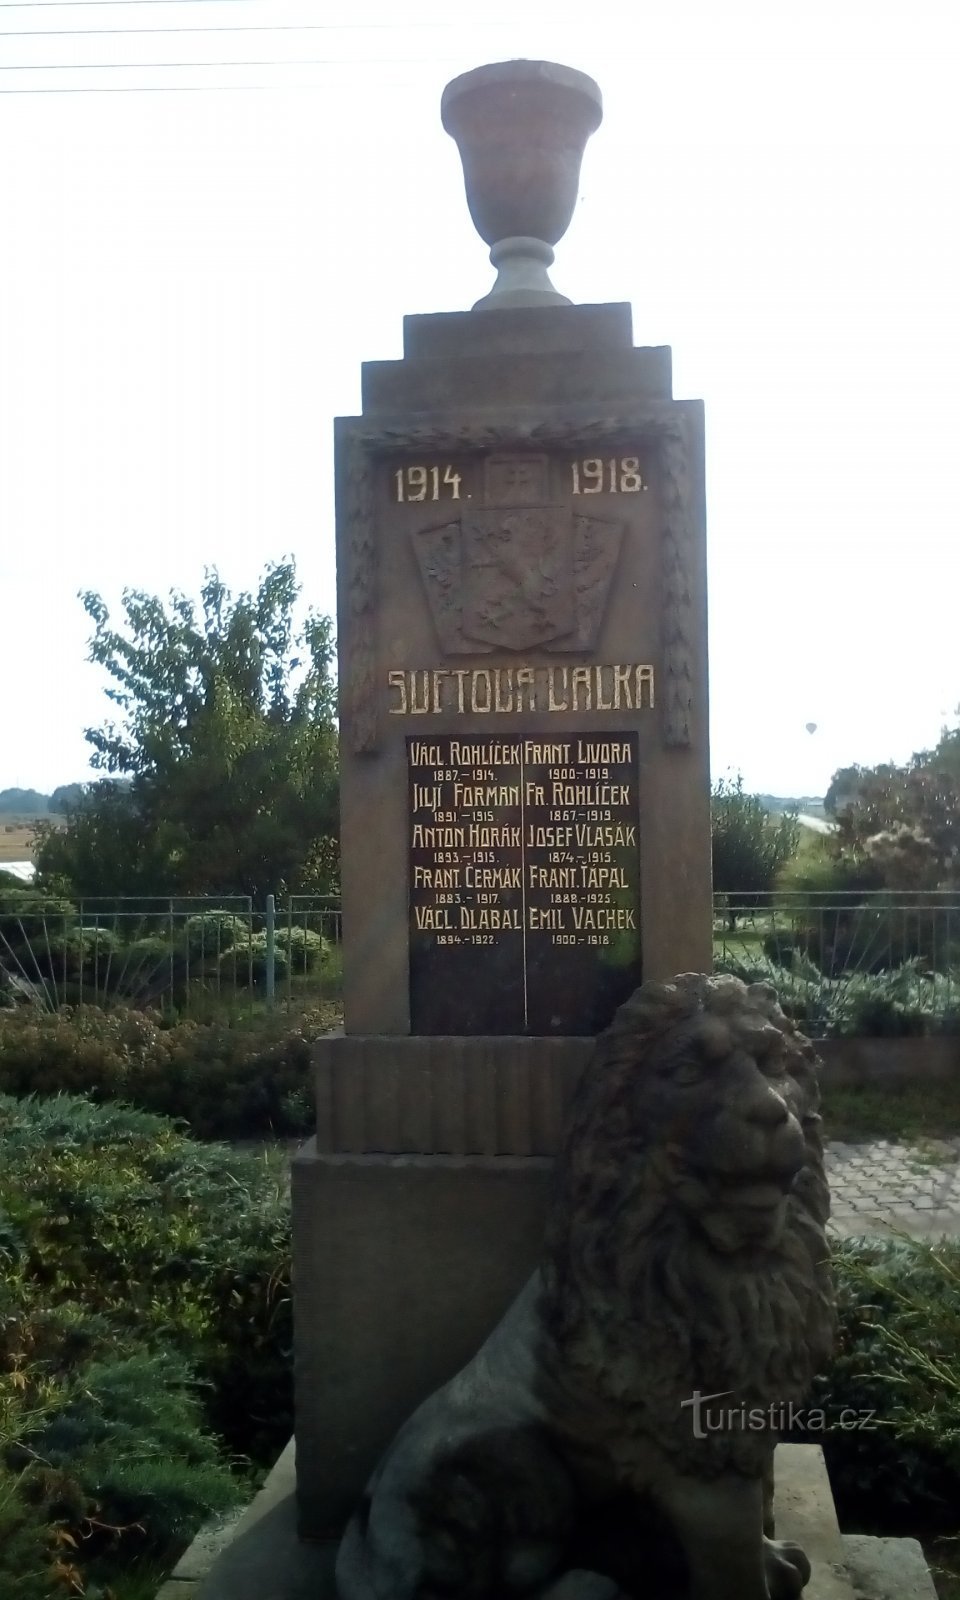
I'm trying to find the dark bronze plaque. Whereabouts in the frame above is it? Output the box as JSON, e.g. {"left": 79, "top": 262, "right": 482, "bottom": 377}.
{"left": 408, "top": 734, "right": 640, "bottom": 1035}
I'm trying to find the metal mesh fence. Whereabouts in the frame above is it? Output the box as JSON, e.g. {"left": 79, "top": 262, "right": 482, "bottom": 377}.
{"left": 0, "top": 894, "right": 342, "bottom": 1018}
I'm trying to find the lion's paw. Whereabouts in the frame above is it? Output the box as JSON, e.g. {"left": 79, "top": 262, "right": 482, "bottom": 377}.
{"left": 763, "top": 1537, "right": 810, "bottom": 1598}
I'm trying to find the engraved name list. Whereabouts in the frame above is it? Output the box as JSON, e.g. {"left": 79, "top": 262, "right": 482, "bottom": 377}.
{"left": 407, "top": 734, "right": 641, "bottom": 1035}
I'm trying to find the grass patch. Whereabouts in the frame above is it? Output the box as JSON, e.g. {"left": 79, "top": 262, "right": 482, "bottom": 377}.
{"left": 821, "top": 1081, "right": 960, "bottom": 1143}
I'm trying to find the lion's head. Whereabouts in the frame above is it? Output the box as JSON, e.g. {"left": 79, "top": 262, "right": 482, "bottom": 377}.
{"left": 539, "top": 974, "right": 835, "bottom": 1476}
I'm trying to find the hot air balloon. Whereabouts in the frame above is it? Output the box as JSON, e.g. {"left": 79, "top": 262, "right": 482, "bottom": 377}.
{"left": 805, "top": 722, "right": 817, "bottom": 735}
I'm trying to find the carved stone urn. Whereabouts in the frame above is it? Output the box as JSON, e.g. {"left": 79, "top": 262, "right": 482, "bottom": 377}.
{"left": 441, "top": 59, "right": 603, "bottom": 311}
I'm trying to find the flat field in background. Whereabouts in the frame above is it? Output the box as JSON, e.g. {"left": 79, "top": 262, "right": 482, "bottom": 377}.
{"left": 0, "top": 813, "right": 60, "bottom": 862}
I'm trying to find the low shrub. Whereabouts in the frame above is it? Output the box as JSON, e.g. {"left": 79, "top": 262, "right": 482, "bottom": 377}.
{"left": 0, "top": 1003, "right": 336, "bottom": 1138}
{"left": 713, "top": 952, "right": 960, "bottom": 1037}
{"left": 814, "top": 1236, "right": 960, "bottom": 1534}
{"left": 274, "top": 925, "right": 328, "bottom": 973}
{"left": 761, "top": 927, "right": 807, "bottom": 966}
{"left": 0, "top": 1092, "right": 290, "bottom": 1596}
{"left": 220, "top": 937, "right": 289, "bottom": 988}
{"left": 0, "top": 893, "right": 76, "bottom": 948}
{"left": 4, "top": 928, "right": 123, "bottom": 988}
{"left": 181, "top": 912, "right": 243, "bottom": 959}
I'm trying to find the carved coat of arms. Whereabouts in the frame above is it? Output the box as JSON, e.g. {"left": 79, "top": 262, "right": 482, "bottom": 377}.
{"left": 411, "top": 468, "right": 623, "bottom": 656}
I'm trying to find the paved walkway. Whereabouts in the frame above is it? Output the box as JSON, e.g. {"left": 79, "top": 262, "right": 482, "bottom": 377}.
{"left": 826, "top": 1137, "right": 960, "bottom": 1238}
{"left": 239, "top": 1136, "right": 960, "bottom": 1240}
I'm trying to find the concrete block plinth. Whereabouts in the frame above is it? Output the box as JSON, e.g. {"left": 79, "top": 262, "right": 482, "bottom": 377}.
{"left": 292, "top": 1141, "right": 553, "bottom": 1537}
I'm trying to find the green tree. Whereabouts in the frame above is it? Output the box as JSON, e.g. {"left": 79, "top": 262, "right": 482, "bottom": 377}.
{"left": 0, "top": 788, "right": 48, "bottom": 814}
{"left": 711, "top": 775, "right": 801, "bottom": 925}
{"left": 48, "top": 783, "right": 86, "bottom": 815}
{"left": 824, "top": 714, "right": 960, "bottom": 892}
{"left": 34, "top": 562, "right": 338, "bottom": 902}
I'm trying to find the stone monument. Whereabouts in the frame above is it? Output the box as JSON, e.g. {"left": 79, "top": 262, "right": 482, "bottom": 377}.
{"left": 292, "top": 57, "right": 712, "bottom": 1542}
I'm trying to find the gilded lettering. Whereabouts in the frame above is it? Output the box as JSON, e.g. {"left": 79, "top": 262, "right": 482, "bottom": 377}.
{"left": 493, "top": 669, "right": 513, "bottom": 713}
{"left": 410, "top": 670, "right": 430, "bottom": 714}
{"left": 547, "top": 667, "right": 568, "bottom": 712}
{"left": 572, "top": 666, "right": 592, "bottom": 711}
{"left": 471, "top": 670, "right": 492, "bottom": 713}
{"left": 516, "top": 667, "right": 535, "bottom": 712}
{"left": 594, "top": 664, "right": 614, "bottom": 711}
{"left": 637, "top": 664, "right": 655, "bottom": 708}
{"left": 415, "top": 906, "right": 452, "bottom": 930}
{"left": 387, "top": 670, "right": 407, "bottom": 715}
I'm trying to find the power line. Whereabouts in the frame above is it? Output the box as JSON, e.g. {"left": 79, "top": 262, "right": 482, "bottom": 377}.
{"left": 0, "top": 74, "right": 424, "bottom": 91}
{"left": 0, "top": 80, "right": 318, "bottom": 90}
{"left": 1, "top": 20, "right": 504, "bottom": 32}
{"left": 0, "top": 1, "right": 261, "bottom": 8}
{"left": 0, "top": 54, "right": 463, "bottom": 67}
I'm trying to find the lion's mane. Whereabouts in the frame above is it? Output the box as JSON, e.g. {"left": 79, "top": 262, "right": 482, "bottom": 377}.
{"left": 538, "top": 974, "right": 835, "bottom": 1480}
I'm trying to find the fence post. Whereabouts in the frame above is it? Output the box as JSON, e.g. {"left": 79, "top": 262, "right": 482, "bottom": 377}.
{"left": 265, "top": 894, "right": 276, "bottom": 1007}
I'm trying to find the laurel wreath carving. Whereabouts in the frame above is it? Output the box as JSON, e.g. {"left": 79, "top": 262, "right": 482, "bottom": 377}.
{"left": 341, "top": 408, "right": 696, "bottom": 752}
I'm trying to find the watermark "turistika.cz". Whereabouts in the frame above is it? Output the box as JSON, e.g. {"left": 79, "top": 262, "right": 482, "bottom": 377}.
{"left": 680, "top": 1390, "right": 877, "bottom": 1441}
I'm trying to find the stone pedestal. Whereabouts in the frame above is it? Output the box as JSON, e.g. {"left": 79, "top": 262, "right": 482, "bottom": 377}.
{"left": 293, "top": 1033, "right": 590, "bottom": 1535}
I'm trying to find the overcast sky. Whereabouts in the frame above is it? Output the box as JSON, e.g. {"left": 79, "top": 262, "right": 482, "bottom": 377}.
{"left": 1, "top": 0, "right": 957, "bottom": 799}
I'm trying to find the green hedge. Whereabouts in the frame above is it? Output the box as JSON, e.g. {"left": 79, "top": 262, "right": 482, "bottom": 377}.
{"left": 0, "top": 1093, "right": 292, "bottom": 1597}
{"left": 0, "top": 1004, "right": 339, "bottom": 1138}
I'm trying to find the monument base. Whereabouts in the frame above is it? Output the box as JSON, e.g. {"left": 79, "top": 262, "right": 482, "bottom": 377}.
{"left": 161, "top": 1443, "right": 930, "bottom": 1599}
{"left": 293, "top": 1144, "right": 553, "bottom": 1535}
{"left": 293, "top": 1030, "right": 591, "bottom": 1534}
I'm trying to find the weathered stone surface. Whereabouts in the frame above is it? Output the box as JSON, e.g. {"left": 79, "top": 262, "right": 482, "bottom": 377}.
{"left": 334, "top": 977, "right": 835, "bottom": 1599}
{"left": 774, "top": 1444, "right": 853, "bottom": 1600}
{"left": 169, "top": 1507, "right": 245, "bottom": 1581}
{"left": 841, "top": 1534, "right": 937, "bottom": 1600}
{"left": 441, "top": 60, "right": 603, "bottom": 309}
{"left": 312, "top": 1032, "right": 589, "bottom": 1155}
{"left": 293, "top": 1145, "right": 554, "bottom": 1536}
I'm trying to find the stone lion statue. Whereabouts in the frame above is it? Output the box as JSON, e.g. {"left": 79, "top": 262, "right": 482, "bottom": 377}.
{"left": 336, "top": 975, "right": 835, "bottom": 1600}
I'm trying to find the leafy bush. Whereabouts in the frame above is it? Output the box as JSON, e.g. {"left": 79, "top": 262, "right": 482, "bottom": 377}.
{"left": 775, "top": 848, "right": 882, "bottom": 900}
{"left": 5, "top": 928, "right": 123, "bottom": 988}
{"left": 274, "top": 925, "right": 328, "bottom": 972}
{"left": 181, "top": 912, "right": 242, "bottom": 959}
{"left": 0, "top": 893, "right": 76, "bottom": 947}
{"left": 713, "top": 950, "right": 834, "bottom": 1035}
{"left": 122, "top": 933, "right": 179, "bottom": 970}
{"left": 713, "top": 951, "right": 960, "bottom": 1037}
{"left": 0, "top": 1093, "right": 290, "bottom": 1596}
{"left": 0, "top": 1004, "right": 333, "bottom": 1137}
{"left": 762, "top": 927, "right": 806, "bottom": 966}
{"left": 814, "top": 1237, "right": 960, "bottom": 1532}
{"left": 221, "top": 936, "right": 288, "bottom": 988}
